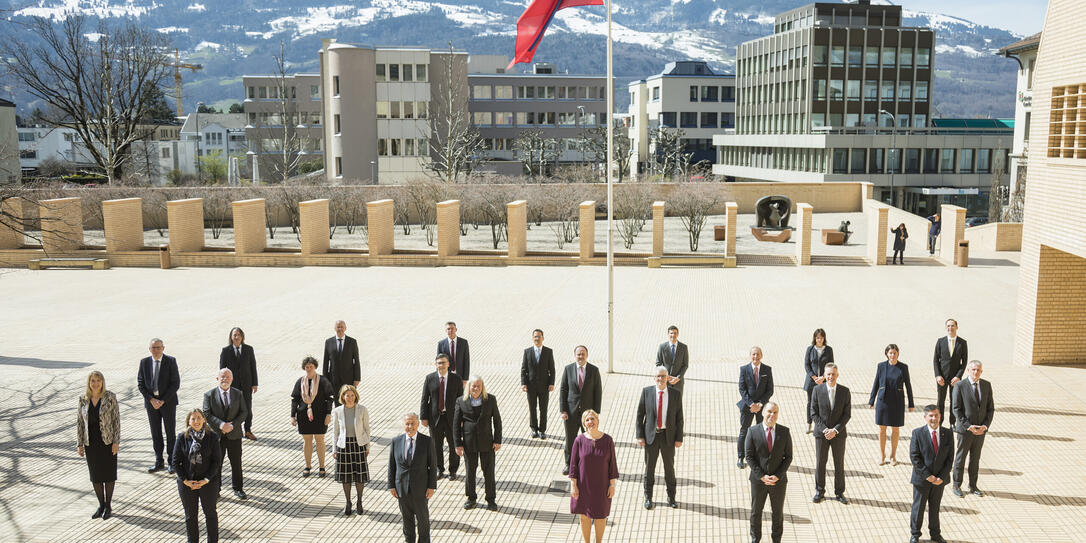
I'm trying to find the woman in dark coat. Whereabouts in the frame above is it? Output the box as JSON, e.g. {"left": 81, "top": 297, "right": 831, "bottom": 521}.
{"left": 173, "top": 409, "right": 222, "bottom": 543}
{"left": 569, "top": 409, "right": 618, "bottom": 543}
{"left": 890, "top": 223, "right": 909, "bottom": 264}
{"left": 868, "top": 344, "right": 914, "bottom": 465}
{"left": 802, "top": 328, "right": 834, "bottom": 433}
{"left": 76, "top": 370, "right": 120, "bottom": 519}
{"left": 291, "top": 356, "right": 335, "bottom": 477}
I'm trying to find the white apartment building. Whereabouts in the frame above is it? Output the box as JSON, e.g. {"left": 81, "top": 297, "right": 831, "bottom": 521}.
{"left": 999, "top": 33, "right": 1041, "bottom": 195}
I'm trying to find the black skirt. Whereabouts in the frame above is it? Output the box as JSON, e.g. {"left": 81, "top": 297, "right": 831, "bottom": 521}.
{"left": 335, "top": 437, "right": 369, "bottom": 484}
{"left": 86, "top": 407, "right": 117, "bottom": 483}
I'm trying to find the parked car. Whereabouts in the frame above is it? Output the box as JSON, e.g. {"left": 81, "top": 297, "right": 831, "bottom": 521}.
{"left": 965, "top": 217, "right": 989, "bottom": 228}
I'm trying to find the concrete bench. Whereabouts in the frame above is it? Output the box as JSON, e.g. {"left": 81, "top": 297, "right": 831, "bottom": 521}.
{"left": 28, "top": 258, "right": 110, "bottom": 270}
{"left": 750, "top": 227, "right": 792, "bottom": 243}
{"left": 648, "top": 255, "right": 736, "bottom": 268}
{"left": 821, "top": 229, "right": 846, "bottom": 245}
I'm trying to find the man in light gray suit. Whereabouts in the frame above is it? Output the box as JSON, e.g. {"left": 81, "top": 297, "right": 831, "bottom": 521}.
{"left": 951, "top": 360, "right": 994, "bottom": 498}
{"left": 655, "top": 325, "right": 689, "bottom": 393}
{"left": 203, "top": 368, "right": 249, "bottom": 499}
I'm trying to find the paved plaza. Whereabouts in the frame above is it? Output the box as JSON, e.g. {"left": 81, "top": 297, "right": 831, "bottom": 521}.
{"left": 1, "top": 258, "right": 1085, "bottom": 542}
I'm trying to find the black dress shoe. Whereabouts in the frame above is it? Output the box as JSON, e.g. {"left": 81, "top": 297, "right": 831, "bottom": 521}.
{"left": 971, "top": 488, "right": 983, "bottom": 497}
{"left": 92, "top": 506, "right": 104, "bottom": 519}
{"left": 356, "top": 498, "right": 363, "bottom": 514}
{"left": 952, "top": 486, "right": 964, "bottom": 498}
{"left": 812, "top": 493, "right": 825, "bottom": 503}
{"left": 737, "top": 459, "right": 746, "bottom": 469}
{"left": 148, "top": 463, "right": 164, "bottom": 473}
{"left": 447, "top": 473, "right": 457, "bottom": 481}
{"left": 539, "top": 433, "right": 547, "bottom": 440}
{"left": 835, "top": 495, "right": 849, "bottom": 505}
{"left": 910, "top": 537, "right": 920, "bottom": 543}
{"left": 167, "top": 465, "right": 175, "bottom": 475}
{"left": 562, "top": 467, "right": 569, "bottom": 476}
{"left": 486, "top": 501, "right": 498, "bottom": 511}
{"left": 531, "top": 431, "right": 539, "bottom": 439}
{"left": 464, "top": 499, "right": 477, "bottom": 510}
{"left": 436, "top": 471, "right": 446, "bottom": 480}
{"left": 101, "top": 506, "right": 112, "bottom": 520}
{"left": 643, "top": 499, "right": 654, "bottom": 510}
{"left": 667, "top": 499, "right": 678, "bottom": 508}
{"left": 318, "top": 468, "right": 327, "bottom": 478}
{"left": 344, "top": 503, "right": 353, "bottom": 516}
{"left": 234, "top": 490, "right": 247, "bottom": 500}
{"left": 932, "top": 536, "right": 947, "bottom": 543}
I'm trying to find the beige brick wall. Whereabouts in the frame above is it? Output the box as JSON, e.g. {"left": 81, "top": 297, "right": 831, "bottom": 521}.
{"left": 865, "top": 200, "right": 888, "bottom": 265}
{"left": 725, "top": 202, "right": 738, "bottom": 257}
{"left": 40, "top": 197, "right": 83, "bottom": 253}
{"left": 1015, "top": 0, "right": 1086, "bottom": 365}
{"left": 366, "top": 199, "right": 394, "bottom": 256}
{"left": 232, "top": 199, "right": 267, "bottom": 255}
{"left": 963, "top": 222, "right": 1023, "bottom": 252}
{"left": 101, "top": 197, "right": 144, "bottom": 253}
{"left": 579, "top": 201, "right": 596, "bottom": 259}
{"left": 939, "top": 204, "right": 966, "bottom": 266}
{"left": 437, "top": 200, "right": 460, "bottom": 258}
{"left": 795, "top": 203, "right": 812, "bottom": 265}
{"left": 0, "top": 197, "right": 25, "bottom": 249}
{"left": 299, "top": 199, "right": 330, "bottom": 255}
{"left": 652, "top": 201, "right": 665, "bottom": 256}
{"left": 506, "top": 200, "right": 527, "bottom": 258}
{"left": 167, "top": 198, "right": 205, "bottom": 253}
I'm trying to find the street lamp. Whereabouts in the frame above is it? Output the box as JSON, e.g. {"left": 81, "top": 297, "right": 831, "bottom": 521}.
{"left": 577, "top": 105, "right": 587, "bottom": 166}
{"left": 195, "top": 101, "right": 204, "bottom": 182}
{"left": 370, "top": 161, "right": 377, "bottom": 185}
{"left": 879, "top": 109, "right": 896, "bottom": 207}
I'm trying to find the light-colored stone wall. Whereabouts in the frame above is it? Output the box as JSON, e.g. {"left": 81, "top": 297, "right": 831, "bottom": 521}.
{"left": 864, "top": 199, "right": 888, "bottom": 265}
{"left": 40, "top": 197, "right": 83, "bottom": 253}
{"left": 725, "top": 202, "right": 738, "bottom": 257}
{"left": 167, "top": 198, "right": 205, "bottom": 253}
{"left": 579, "top": 201, "right": 596, "bottom": 259}
{"left": 101, "top": 198, "right": 144, "bottom": 253}
{"left": 0, "top": 197, "right": 25, "bottom": 248}
{"left": 652, "top": 201, "right": 665, "bottom": 256}
{"left": 232, "top": 199, "right": 267, "bottom": 255}
{"left": 964, "top": 222, "right": 1023, "bottom": 252}
{"left": 366, "top": 199, "right": 394, "bottom": 255}
{"left": 437, "top": 200, "right": 460, "bottom": 258}
{"left": 1029, "top": 246, "right": 1086, "bottom": 364}
{"left": 299, "top": 199, "right": 330, "bottom": 255}
{"left": 507, "top": 200, "right": 527, "bottom": 258}
{"left": 795, "top": 203, "right": 812, "bottom": 265}
{"left": 939, "top": 204, "right": 966, "bottom": 266}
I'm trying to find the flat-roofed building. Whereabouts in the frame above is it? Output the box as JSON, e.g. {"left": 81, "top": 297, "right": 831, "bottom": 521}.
{"left": 999, "top": 33, "right": 1041, "bottom": 196}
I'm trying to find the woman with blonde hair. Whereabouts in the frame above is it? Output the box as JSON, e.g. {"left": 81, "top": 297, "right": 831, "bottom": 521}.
{"left": 453, "top": 375, "right": 503, "bottom": 511}
{"left": 76, "top": 370, "right": 120, "bottom": 519}
{"left": 332, "top": 385, "right": 371, "bottom": 516}
{"left": 173, "top": 409, "right": 221, "bottom": 543}
{"left": 569, "top": 409, "right": 618, "bottom": 543}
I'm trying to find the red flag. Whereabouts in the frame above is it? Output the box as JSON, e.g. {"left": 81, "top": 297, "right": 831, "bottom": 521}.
{"left": 508, "top": 0, "right": 604, "bottom": 70}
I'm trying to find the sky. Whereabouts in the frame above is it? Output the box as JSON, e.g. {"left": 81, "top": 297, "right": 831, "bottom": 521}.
{"left": 893, "top": 0, "right": 1049, "bottom": 36}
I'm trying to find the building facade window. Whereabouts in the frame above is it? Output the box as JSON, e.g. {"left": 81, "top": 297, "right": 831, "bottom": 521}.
{"left": 850, "top": 148, "right": 866, "bottom": 173}
{"left": 416, "top": 64, "right": 427, "bottom": 82}
{"left": 916, "top": 48, "right": 930, "bottom": 67}
{"left": 495, "top": 85, "right": 513, "bottom": 99}
{"left": 959, "top": 148, "right": 974, "bottom": 173}
{"left": 847, "top": 80, "right": 860, "bottom": 101}
{"left": 472, "top": 85, "right": 491, "bottom": 100}
{"left": 680, "top": 112, "right": 698, "bottom": 128}
{"left": 940, "top": 148, "right": 955, "bottom": 172}
{"left": 334, "top": 114, "right": 341, "bottom": 134}
{"left": 813, "top": 45, "right": 827, "bottom": 66}
{"left": 829, "top": 80, "right": 843, "bottom": 100}
{"left": 701, "top": 112, "right": 718, "bottom": 128}
{"left": 832, "top": 149, "right": 848, "bottom": 173}
{"left": 701, "top": 85, "right": 719, "bottom": 102}
{"left": 403, "top": 64, "right": 413, "bottom": 82}
{"left": 652, "top": 87, "right": 660, "bottom": 101}
{"left": 690, "top": 85, "right": 698, "bottom": 102}
{"left": 865, "top": 47, "right": 879, "bottom": 67}
{"left": 915, "top": 81, "right": 929, "bottom": 101}
{"left": 376, "top": 64, "right": 385, "bottom": 82}
{"left": 661, "top": 111, "right": 676, "bottom": 127}
{"left": 389, "top": 64, "right": 399, "bottom": 82}
{"left": 831, "top": 46, "right": 845, "bottom": 66}
{"left": 881, "top": 48, "right": 896, "bottom": 67}
{"left": 721, "top": 112, "right": 735, "bottom": 128}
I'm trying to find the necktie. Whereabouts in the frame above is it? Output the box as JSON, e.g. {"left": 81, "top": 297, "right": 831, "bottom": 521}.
{"left": 235, "top": 346, "right": 240, "bottom": 358}
{"left": 671, "top": 343, "right": 676, "bottom": 360}
{"left": 932, "top": 429, "right": 939, "bottom": 456}
{"left": 535, "top": 348, "right": 540, "bottom": 363}
{"left": 948, "top": 338, "right": 955, "bottom": 356}
{"left": 974, "top": 382, "right": 981, "bottom": 405}
{"left": 754, "top": 365, "right": 760, "bottom": 386}
{"left": 439, "top": 376, "right": 446, "bottom": 413}
{"left": 828, "top": 387, "right": 835, "bottom": 411}
{"left": 657, "top": 390, "right": 664, "bottom": 429}
{"left": 578, "top": 366, "right": 584, "bottom": 389}
{"left": 223, "top": 389, "right": 230, "bottom": 409}
{"left": 766, "top": 427, "right": 773, "bottom": 452}
{"left": 406, "top": 436, "right": 415, "bottom": 463}
{"left": 450, "top": 340, "right": 455, "bottom": 366}
{"left": 337, "top": 337, "right": 343, "bottom": 354}
{"left": 152, "top": 360, "right": 161, "bottom": 395}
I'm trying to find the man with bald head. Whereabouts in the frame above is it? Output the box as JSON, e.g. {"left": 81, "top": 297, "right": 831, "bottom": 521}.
{"left": 203, "top": 368, "right": 249, "bottom": 499}
{"left": 324, "top": 320, "right": 360, "bottom": 405}
{"left": 737, "top": 346, "right": 774, "bottom": 468}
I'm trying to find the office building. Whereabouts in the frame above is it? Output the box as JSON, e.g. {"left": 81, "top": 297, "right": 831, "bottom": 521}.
{"left": 999, "top": 33, "right": 1041, "bottom": 195}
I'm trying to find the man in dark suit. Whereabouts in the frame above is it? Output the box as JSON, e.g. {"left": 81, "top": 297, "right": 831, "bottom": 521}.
{"left": 219, "top": 327, "right": 259, "bottom": 440}
{"left": 910, "top": 405, "right": 954, "bottom": 543}
{"left": 202, "top": 368, "right": 249, "bottom": 499}
{"left": 521, "top": 329, "right": 555, "bottom": 439}
{"left": 636, "top": 367, "right": 684, "bottom": 509}
{"left": 454, "top": 376, "right": 503, "bottom": 510}
{"left": 323, "top": 320, "right": 360, "bottom": 405}
{"left": 420, "top": 354, "right": 463, "bottom": 481}
{"left": 737, "top": 346, "right": 774, "bottom": 468}
{"left": 137, "top": 338, "right": 180, "bottom": 473}
{"left": 559, "top": 345, "right": 603, "bottom": 475}
{"left": 388, "top": 413, "right": 438, "bottom": 543}
{"left": 809, "top": 363, "right": 851, "bottom": 504}
{"left": 437, "top": 321, "right": 470, "bottom": 379}
{"left": 933, "top": 318, "right": 967, "bottom": 427}
{"left": 745, "top": 401, "right": 791, "bottom": 543}
{"left": 655, "top": 325, "right": 689, "bottom": 394}
{"left": 951, "top": 360, "right": 994, "bottom": 498}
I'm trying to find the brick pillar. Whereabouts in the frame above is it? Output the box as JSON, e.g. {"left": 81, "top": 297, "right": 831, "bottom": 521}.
{"left": 437, "top": 199, "right": 460, "bottom": 258}
{"left": 579, "top": 201, "right": 596, "bottom": 259}
{"left": 795, "top": 203, "right": 812, "bottom": 265}
{"left": 939, "top": 204, "right": 967, "bottom": 265}
{"left": 507, "top": 200, "right": 527, "bottom": 258}
{"left": 101, "top": 197, "right": 144, "bottom": 252}
{"left": 167, "top": 198, "right": 205, "bottom": 253}
{"left": 0, "top": 197, "right": 25, "bottom": 249}
{"left": 299, "top": 199, "right": 330, "bottom": 255}
{"left": 867, "top": 202, "right": 888, "bottom": 265}
{"left": 652, "top": 201, "right": 665, "bottom": 256}
{"left": 232, "top": 198, "right": 267, "bottom": 255}
{"left": 40, "top": 197, "right": 83, "bottom": 253}
{"left": 366, "top": 199, "right": 394, "bottom": 255}
{"left": 725, "top": 202, "right": 738, "bottom": 257}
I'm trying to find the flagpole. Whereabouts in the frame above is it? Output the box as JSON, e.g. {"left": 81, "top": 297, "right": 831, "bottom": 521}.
{"left": 605, "top": 0, "right": 614, "bottom": 374}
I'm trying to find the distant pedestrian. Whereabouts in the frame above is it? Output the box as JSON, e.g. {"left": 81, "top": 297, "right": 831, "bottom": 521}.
{"left": 926, "top": 214, "right": 941, "bottom": 255}
{"left": 891, "top": 223, "right": 909, "bottom": 264}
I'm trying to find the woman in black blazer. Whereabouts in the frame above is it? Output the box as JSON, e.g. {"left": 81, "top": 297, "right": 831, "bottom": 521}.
{"left": 890, "top": 223, "right": 909, "bottom": 264}
{"left": 173, "top": 409, "right": 222, "bottom": 543}
{"left": 802, "top": 328, "right": 834, "bottom": 433}
{"left": 291, "top": 356, "right": 335, "bottom": 477}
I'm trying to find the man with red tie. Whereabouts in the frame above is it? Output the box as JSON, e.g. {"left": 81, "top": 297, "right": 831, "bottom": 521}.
{"left": 636, "top": 367, "right": 684, "bottom": 510}
{"left": 909, "top": 405, "right": 953, "bottom": 543}
{"left": 745, "top": 401, "right": 791, "bottom": 543}
{"left": 437, "top": 322, "right": 470, "bottom": 379}
{"left": 559, "top": 345, "right": 602, "bottom": 475}
{"left": 420, "top": 354, "right": 463, "bottom": 482}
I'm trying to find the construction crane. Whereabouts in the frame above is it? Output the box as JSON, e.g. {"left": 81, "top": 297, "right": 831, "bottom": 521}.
{"left": 170, "top": 49, "right": 203, "bottom": 116}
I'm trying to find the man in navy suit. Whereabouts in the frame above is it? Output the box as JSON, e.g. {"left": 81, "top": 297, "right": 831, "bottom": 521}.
{"left": 388, "top": 413, "right": 438, "bottom": 543}
{"left": 636, "top": 367, "right": 684, "bottom": 509}
{"left": 933, "top": 319, "right": 968, "bottom": 427}
{"left": 219, "top": 327, "right": 259, "bottom": 440}
{"left": 745, "top": 401, "right": 791, "bottom": 543}
{"left": 910, "top": 405, "right": 954, "bottom": 543}
{"left": 520, "top": 329, "right": 555, "bottom": 439}
{"left": 437, "top": 321, "right": 470, "bottom": 379}
{"left": 737, "top": 346, "right": 774, "bottom": 468}
{"left": 137, "top": 338, "right": 180, "bottom": 473}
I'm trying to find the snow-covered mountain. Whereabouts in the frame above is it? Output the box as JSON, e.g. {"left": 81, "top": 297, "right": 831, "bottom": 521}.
{"left": 2, "top": 0, "right": 1023, "bottom": 117}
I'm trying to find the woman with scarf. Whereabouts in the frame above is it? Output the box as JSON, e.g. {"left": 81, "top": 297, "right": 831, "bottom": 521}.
{"left": 173, "top": 409, "right": 221, "bottom": 543}
{"left": 291, "top": 356, "right": 335, "bottom": 477}
{"left": 76, "top": 370, "right": 120, "bottom": 520}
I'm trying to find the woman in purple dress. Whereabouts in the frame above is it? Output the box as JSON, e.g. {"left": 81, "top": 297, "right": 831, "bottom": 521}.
{"left": 569, "top": 409, "right": 618, "bottom": 543}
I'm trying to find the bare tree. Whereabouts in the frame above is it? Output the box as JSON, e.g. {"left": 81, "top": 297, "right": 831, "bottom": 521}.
{"left": 614, "top": 184, "right": 651, "bottom": 250}
{"left": 582, "top": 127, "right": 633, "bottom": 183}
{"left": 650, "top": 127, "right": 691, "bottom": 180}
{"left": 427, "top": 43, "right": 487, "bottom": 183}
{"left": 251, "top": 41, "right": 312, "bottom": 185}
{"left": 1003, "top": 175, "right": 1025, "bottom": 223}
{"left": 988, "top": 165, "right": 1007, "bottom": 223}
{"left": 514, "top": 128, "right": 560, "bottom": 178}
{"left": 671, "top": 188, "right": 718, "bottom": 252}
{"left": 2, "top": 16, "right": 173, "bottom": 183}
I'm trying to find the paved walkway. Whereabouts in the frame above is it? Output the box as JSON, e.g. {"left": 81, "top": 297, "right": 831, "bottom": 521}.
{"left": 0, "top": 259, "right": 1083, "bottom": 542}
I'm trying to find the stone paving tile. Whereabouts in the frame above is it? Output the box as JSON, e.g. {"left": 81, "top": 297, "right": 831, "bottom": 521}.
{"left": 0, "top": 260, "right": 1084, "bottom": 542}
